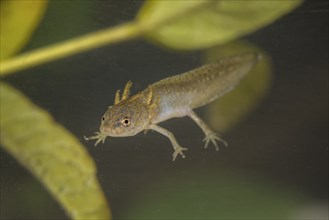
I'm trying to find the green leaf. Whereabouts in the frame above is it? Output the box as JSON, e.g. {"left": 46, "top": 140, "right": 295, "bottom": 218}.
{"left": 123, "top": 171, "right": 306, "bottom": 219}
{"left": 203, "top": 40, "right": 273, "bottom": 132}
{"left": 138, "top": 0, "right": 302, "bottom": 50}
{"left": 0, "top": 0, "right": 48, "bottom": 60}
{"left": 0, "top": 83, "right": 111, "bottom": 220}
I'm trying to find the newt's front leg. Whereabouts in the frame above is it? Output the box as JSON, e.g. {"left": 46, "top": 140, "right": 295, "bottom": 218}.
{"left": 84, "top": 132, "right": 107, "bottom": 146}
{"left": 149, "top": 124, "right": 188, "bottom": 161}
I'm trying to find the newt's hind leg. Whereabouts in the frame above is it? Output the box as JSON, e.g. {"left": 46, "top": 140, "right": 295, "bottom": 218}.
{"left": 188, "top": 111, "right": 228, "bottom": 151}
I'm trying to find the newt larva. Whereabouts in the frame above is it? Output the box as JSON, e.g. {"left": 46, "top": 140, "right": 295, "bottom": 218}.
{"left": 85, "top": 52, "right": 261, "bottom": 161}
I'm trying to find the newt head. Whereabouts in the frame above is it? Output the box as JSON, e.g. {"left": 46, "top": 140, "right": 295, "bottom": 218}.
{"left": 85, "top": 81, "right": 155, "bottom": 146}
{"left": 84, "top": 100, "right": 150, "bottom": 146}
{"left": 100, "top": 99, "right": 150, "bottom": 137}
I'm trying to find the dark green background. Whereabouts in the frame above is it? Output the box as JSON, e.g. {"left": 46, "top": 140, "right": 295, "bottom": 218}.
{"left": 1, "top": 1, "right": 328, "bottom": 219}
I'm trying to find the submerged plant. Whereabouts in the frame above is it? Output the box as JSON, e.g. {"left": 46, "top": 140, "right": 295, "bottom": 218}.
{"left": 0, "top": 1, "right": 302, "bottom": 219}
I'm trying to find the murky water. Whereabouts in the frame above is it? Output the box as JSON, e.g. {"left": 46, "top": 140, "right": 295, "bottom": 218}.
{"left": 1, "top": 1, "right": 328, "bottom": 219}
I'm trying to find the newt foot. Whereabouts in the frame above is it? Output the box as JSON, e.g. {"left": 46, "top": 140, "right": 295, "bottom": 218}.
{"left": 203, "top": 132, "right": 228, "bottom": 151}
{"left": 172, "top": 146, "right": 188, "bottom": 161}
{"left": 84, "top": 132, "right": 107, "bottom": 146}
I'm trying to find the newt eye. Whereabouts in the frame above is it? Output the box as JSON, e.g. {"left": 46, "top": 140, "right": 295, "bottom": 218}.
{"left": 102, "top": 116, "right": 105, "bottom": 121}
{"left": 121, "top": 117, "right": 131, "bottom": 127}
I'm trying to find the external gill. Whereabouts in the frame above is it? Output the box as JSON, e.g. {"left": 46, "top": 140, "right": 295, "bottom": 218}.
{"left": 114, "top": 81, "right": 133, "bottom": 104}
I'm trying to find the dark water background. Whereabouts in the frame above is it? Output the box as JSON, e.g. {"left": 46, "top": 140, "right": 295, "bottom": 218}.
{"left": 1, "top": 1, "right": 328, "bottom": 219}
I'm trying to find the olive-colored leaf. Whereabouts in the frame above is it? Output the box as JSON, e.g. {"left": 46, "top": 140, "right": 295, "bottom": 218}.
{"left": 138, "top": 0, "right": 302, "bottom": 50}
{"left": 0, "top": 83, "right": 111, "bottom": 220}
{"left": 123, "top": 171, "right": 306, "bottom": 219}
{"left": 0, "top": 0, "right": 48, "bottom": 60}
{"left": 203, "top": 41, "right": 273, "bottom": 132}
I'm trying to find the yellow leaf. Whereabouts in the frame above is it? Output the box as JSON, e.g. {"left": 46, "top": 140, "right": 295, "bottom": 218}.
{"left": 0, "top": 82, "right": 111, "bottom": 219}
{"left": 0, "top": 0, "right": 48, "bottom": 60}
{"left": 138, "top": 0, "right": 302, "bottom": 50}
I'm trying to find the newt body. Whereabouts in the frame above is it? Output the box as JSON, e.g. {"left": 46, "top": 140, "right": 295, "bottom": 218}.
{"left": 85, "top": 52, "right": 260, "bottom": 161}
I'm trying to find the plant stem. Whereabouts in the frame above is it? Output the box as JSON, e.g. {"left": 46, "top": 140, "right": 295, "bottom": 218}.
{"left": 0, "top": 21, "right": 142, "bottom": 76}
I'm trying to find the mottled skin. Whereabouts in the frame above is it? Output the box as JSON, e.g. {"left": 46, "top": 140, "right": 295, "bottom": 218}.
{"left": 85, "top": 52, "right": 260, "bottom": 161}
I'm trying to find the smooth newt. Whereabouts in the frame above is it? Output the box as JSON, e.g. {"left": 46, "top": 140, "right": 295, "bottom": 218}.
{"left": 85, "top": 52, "right": 261, "bottom": 161}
